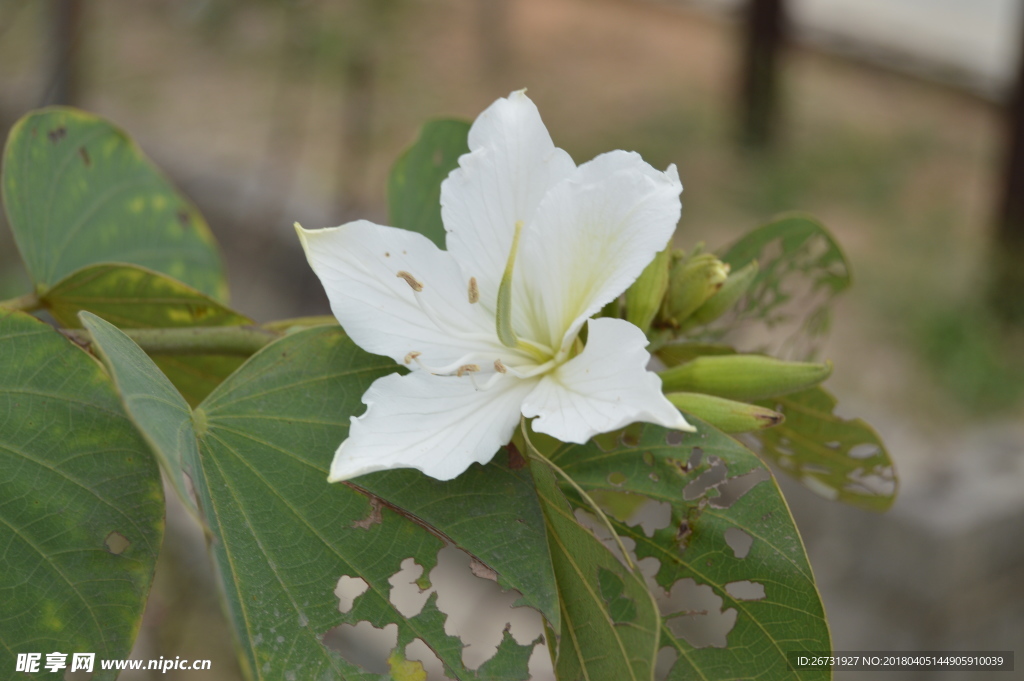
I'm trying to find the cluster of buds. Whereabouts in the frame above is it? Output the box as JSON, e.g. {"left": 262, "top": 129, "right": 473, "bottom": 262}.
{"left": 621, "top": 244, "right": 832, "bottom": 434}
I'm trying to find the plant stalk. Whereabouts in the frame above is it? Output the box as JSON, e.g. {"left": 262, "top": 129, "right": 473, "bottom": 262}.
{"left": 0, "top": 292, "right": 41, "bottom": 312}
{"left": 63, "top": 325, "right": 281, "bottom": 356}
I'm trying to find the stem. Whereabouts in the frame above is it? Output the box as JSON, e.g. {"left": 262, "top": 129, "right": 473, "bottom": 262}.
{"left": 519, "top": 419, "right": 638, "bottom": 572}
{"left": 262, "top": 315, "right": 339, "bottom": 332}
{"left": 63, "top": 325, "right": 280, "bottom": 356}
{"left": 0, "top": 292, "right": 41, "bottom": 313}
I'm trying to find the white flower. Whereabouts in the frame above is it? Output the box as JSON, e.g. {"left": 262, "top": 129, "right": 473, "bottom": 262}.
{"left": 297, "top": 90, "right": 693, "bottom": 482}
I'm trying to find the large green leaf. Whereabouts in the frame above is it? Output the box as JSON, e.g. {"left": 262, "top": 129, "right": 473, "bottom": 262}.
{"left": 388, "top": 119, "right": 470, "bottom": 247}
{"left": 0, "top": 310, "right": 163, "bottom": 680}
{"left": 88, "top": 320, "right": 540, "bottom": 680}
{"left": 2, "top": 107, "right": 227, "bottom": 300}
{"left": 48, "top": 263, "right": 251, "bottom": 405}
{"left": 548, "top": 421, "right": 831, "bottom": 681}
{"left": 708, "top": 213, "right": 851, "bottom": 360}
{"left": 752, "top": 387, "right": 896, "bottom": 511}
{"left": 527, "top": 447, "right": 661, "bottom": 681}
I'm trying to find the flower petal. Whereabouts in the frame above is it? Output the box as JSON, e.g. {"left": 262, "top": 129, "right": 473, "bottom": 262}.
{"left": 519, "top": 151, "right": 682, "bottom": 352}
{"left": 328, "top": 371, "right": 539, "bottom": 482}
{"left": 297, "top": 220, "right": 508, "bottom": 369}
{"left": 441, "top": 90, "right": 576, "bottom": 329}
{"left": 521, "top": 317, "right": 693, "bottom": 443}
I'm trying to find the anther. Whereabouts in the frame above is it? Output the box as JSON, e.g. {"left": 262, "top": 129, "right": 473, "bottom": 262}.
{"left": 456, "top": 364, "right": 480, "bottom": 377}
{"left": 404, "top": 351, "right": 421, "bottom": 365}
{"left": 396, "top": 270, "right": 423, "bottom": 292}
{"left": 494, "top": 359, "right": 507, "bottom": 374}
{"left": 468, "top": 277, "right": 479, "bottom": 304}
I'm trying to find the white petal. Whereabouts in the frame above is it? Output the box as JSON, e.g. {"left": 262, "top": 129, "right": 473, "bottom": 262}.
{"left": 297, "top": 221, "right": 512, "bottom": 369}
{"left": 441, "top": 90, "right": 576, "bottom": 333}
{"left": 328, "top": 371, "right": 538, "bottom": 482}
{"left": 519, "top": 151, "right": 682, "bottom": 352}
{"left": 521, "top": 317, "right": 693, "bottom": 443}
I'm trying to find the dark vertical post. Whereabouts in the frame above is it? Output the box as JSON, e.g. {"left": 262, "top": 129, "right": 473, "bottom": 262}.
{"left": 992, "top": 4, "right": 1024, "bottom": 323}
{"left": 739, "top": 0, "right": 786, "bottom": 149}
{"left": 43, "top": 0, "right": 83, "bottom": 106}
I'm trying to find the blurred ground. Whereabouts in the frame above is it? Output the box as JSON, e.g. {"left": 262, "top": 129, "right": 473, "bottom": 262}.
{"left": 1, "top": 0, "right": 1022, "bottom": 679}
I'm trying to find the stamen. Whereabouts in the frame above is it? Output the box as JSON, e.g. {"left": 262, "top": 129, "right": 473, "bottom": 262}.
{"left": 396, "top": 270, "right": 423, "bottom": 292}
{"left": 494, "top": 358, "right": 507, "bottom": 374}
{"left": 456, "top": 364, "right": 480, "bottom": 377}
{"left": 404, "top": 351, "right": 421, "bottom": 365}
{"left": 411, "top": 352, "right": 490, "bottom": 376}
{"left": 496, "top": 221, "right": 524, "bottom": 348}
{"left": 468, "top": 277, "right": 479, "bottom": 304}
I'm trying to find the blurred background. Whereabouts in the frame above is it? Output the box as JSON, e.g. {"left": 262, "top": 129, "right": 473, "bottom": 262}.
{"left": 1, "top": 0, "right": 1022, "bottom": 679}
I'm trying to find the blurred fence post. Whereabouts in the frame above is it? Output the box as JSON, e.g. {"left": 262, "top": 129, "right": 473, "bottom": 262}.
{"left": 992, "top": 4, "right": 1024, "bottom": 323}
{"left": 43, "top": 0, "right": 83, "bottom": 106}
{"left": 479, "top": 0, "right": 509, "bottom": 80}
{"left": 739, "top": 0, "right": 786, "bottom": 149}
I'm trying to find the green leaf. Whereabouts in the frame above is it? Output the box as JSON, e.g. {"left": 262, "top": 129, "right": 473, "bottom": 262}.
{"left": 548, "top": 422, "right": 831, "bottom": 681}
{"left": 353, "top": 457, "right": 560, "bottom": 628}
{"left": 752, "top": 387, "right": 897, "bottom": 511}
{"left": 527, "top": 445, "right": 661, "bottom": 681}
{"left": 712, "top": 213, "right": 851, "bottom": 359}
{"left": 388, "top": 119, "right": 470, "bottom": 247}
{"left": 46, "top": 263, "right": 251, "bottom": 405}
{"left": 0, "top": 310, "right": 163, "bottom": 680}
{"left": 2, "top": 107, "right": 227, "bottom": 301}
{"left": 89, "top": 320, "right": 538, "bottom": 680}
{"left": 80, "top": 311, "right": 202, "bottom": 520}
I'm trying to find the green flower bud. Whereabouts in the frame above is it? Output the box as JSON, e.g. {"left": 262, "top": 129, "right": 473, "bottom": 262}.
{"left": 625, "top": 245, "right": 671, "bottom": 333}
{"left": 659, "top": 354, "right": 833, "bottom": 401}
{"left": 665, "top": 253, "right": 730, "bottom": 327}
{"left": 666, "top": 392, "right": 784, "bottom": 432}
{"left": 682, "top": 260, "right": 759, "bottom": 329}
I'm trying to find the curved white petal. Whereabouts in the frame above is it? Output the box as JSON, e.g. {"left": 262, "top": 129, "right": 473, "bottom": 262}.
{"left": 328, "top": 371, "right": 539, "bottom": 482}
{"left": 441, "top": 90, "right": 576, "bottom": 334}
{"left": 522, "top": 317, "right": 693, "bottom": 443}
{"left": 297, "top": 221, "right": 517, "bottom": 370}
{"left": 519, "top": 151, "right": 682, "bottom": 352}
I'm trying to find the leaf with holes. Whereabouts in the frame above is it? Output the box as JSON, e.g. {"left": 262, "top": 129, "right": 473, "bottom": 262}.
{"left": 546, "top": 421, "right": 831, "bottom": 681}
{"left": 88, "top": 320, "right": 540, "bottom": 680}
{"left": 526, "top": 439, "right": 661, "bottom": 681}
{"left": 751, "top": 387, "right": 896, "bottom": 511}
{"left": 46, "top": 263, "right": 251, "bottom": 405}
{"left": 388, "top": 119, "right": 470, "bottom": 247}
{"left": 352, "top": 455, "right": 559, "bottom": 628}
{"left": 2, "top": 107, "right": 226, "bottom": 300}
{"left": 697, "top": 213, "right": 851, "bottom": 360}
{"left": 0, "top": 310, "right": 163, "bottom": 681}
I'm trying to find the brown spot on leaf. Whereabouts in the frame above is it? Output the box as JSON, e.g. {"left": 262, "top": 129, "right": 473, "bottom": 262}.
{"left": 104, "top": 531, "right": 130, "bottom": 555}
{"left": 676, "top": 521, "right": 692, "bottom": 547}
{"left": 78, "top": 146, "right": 91, "bottom": 166}
{"left": 506, "top": 442, "right": 525, "bottom": 470}
{"left": 469, "top": 558, "right": 498, "bottom": 581}
{"left": 176, "top": 209, "right": 191, "bottom": 226}
{"left": 352, "top": 497, "right": 383, "bottom": 530}
{"left": 48, "top": 126, "right": 67, "bottom": 143}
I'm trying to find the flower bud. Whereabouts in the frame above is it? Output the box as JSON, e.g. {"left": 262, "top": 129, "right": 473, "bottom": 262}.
{"left": 665, "top": 392, "right": 784, "bottom": 432}
{"left": 664, "top": 253, "right": 730, "bottom": 327}
{"left": 682, "top": 260, "right": 758, "bottom": 329}
{"left": 625, "top": 245, "right": 671, "bottom": 334}
{"left": 659, "top": 354, "right": 833, "bottom": 401}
